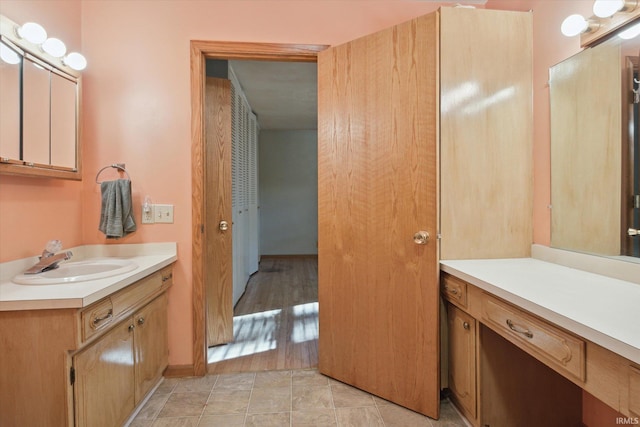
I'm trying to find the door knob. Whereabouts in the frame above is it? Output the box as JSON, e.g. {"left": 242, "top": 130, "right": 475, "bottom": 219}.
{"left": 413, "top": 231, "right": 430, "bottom": 245}
{"left": 629, "top": 228, "right": 639, "bottom": 237}
{"left": 219, "top": 220, "right": 229, "bottom": 231}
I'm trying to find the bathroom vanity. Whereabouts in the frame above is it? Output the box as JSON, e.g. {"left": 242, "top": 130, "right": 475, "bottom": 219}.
{"left": 441, "top": 248, "right": 640, "bottom": 426}
{"left": 0, "top": 243, "right": 177, "bottom": 427}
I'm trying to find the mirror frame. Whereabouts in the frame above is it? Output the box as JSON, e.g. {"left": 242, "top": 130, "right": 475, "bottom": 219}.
{"left": 0, "top": 14, "right": 82, "bottom": 181}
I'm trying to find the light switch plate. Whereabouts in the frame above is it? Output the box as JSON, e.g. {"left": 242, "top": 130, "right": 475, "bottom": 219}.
{"left": 155, "top": 204, "right": 174, "bottom": 223}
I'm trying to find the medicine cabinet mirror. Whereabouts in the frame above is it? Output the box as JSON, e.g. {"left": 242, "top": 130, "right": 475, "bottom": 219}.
{"left": 0, "top": 15, "right": 81, "bottom": 180}
{"left": 550, "top": 18, "right": 640, "bottom": 261}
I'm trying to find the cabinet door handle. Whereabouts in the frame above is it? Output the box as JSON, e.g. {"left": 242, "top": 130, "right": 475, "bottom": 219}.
{"left": 92, "top": 309, "right": 113, "bottom": 326}
{"left": 506, "top": 319, "right": 533, "bottom": 338}
{"left": 162, "top": 273, "right": 173, "bottom": 282}
{"left": 137, "top": 317, "right": 145, "bottom": 325}
{"left": 463, "top": 321, "right": 470, "bottom": 330}
{"left": 128, "top": 324, "right": 135, "bottom": 332}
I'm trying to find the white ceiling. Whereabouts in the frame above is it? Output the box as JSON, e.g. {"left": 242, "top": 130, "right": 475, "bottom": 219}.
{"left": 229, "top": 60, "right": 318, "bottom": 130}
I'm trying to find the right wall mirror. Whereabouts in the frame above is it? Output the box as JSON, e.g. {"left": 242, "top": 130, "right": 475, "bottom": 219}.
{"left": 550, "top": 20, "right": 640, "bottom": 260}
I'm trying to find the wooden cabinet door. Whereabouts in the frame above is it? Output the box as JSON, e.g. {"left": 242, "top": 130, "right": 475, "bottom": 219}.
{"left": 317, "top": 12, "right": 439, "bottom": 417}
{"left": 134, "top": 293, "right": 169, "bottom": 402}
{"left": 73, "top": 320, "right": 135, "bottom": 427}
{"left": 448, "top": 304, "right": 477, "bottom": 421}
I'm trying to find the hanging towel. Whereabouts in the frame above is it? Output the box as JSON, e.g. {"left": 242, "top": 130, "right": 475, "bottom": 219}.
{"left": 99, "top": 179, "right": 137, "bottom": 239}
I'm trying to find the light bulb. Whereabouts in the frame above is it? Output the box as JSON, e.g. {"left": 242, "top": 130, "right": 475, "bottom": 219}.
{"left": 619, "top": 22, "right": 640, "bottom": 39}
{"left": 15, "top": 22, "right": 47, "bottom": 44}
{"left": 41, "top": 38, "right": 66, "bottom": 58}
{"left": 593, "top": 0, "right": 625, "bottom": 18}
{"left": 63, "top": 52, "right": 87, "bottom": 71}
{"left": 0, "top": 42, "right": 20, "bottom": 65}
{"left": 561, "top": 14, "right": 589, "bottom": 37}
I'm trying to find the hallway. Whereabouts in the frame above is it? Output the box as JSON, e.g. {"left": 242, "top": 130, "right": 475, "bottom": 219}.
{"left": 208, "top": 256, "right": 319, "bottom": 373}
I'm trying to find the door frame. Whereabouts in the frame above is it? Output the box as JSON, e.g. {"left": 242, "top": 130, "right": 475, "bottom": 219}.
{"left": 190, "top": 40, "right": 327, "bottom": 376}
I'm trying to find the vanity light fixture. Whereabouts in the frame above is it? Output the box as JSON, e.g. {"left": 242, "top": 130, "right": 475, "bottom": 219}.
{"left": 593, "top": 0, "right": 637, "bottom": 18}
{"left": 0, "top": 41, "right": 20, "bottom": 64}
{"left": 561, "top": 14, "right": 594, "bottom": 37}
{"left": 15, "top": 22, "right": 47, "bottom": 44}
{"left": 62, "top": 52, "right": 87, "bottom": 71}
{"left": 562, "top": 0, "right": 638, "bottom": 38}
{"left": 41, "top": 37, "right": 66, "bottom": 58}
{"left": 10, "top": 19, "right": 87, "bottom": 71}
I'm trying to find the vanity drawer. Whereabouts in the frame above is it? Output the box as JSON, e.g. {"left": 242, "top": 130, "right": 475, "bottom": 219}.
{"left": 481, "top": 294, "right": 586, "bottom": 382}
{"left": 81, "top": 298, "right": 114, "bottom": 341}
{"left": 441, "top": 274, "right": 467, "bottom": 308}
{"left": 111, "top": 271, "right": 164, "bottom": 317}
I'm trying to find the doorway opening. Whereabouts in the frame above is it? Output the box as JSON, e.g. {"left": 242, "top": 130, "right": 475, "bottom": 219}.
{"left": 190, "top": 41, "right": 327, "bottom": 376}
{"left": 204, "top": 58, "right": 319, "bottom": 372}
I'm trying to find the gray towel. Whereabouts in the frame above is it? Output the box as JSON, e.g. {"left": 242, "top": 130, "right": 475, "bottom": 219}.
{"left": 99, "top": 179, "right": 137, "bottom": 239}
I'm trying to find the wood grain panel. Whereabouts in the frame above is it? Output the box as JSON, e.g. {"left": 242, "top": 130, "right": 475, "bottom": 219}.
{"left": 205, "top": 77, "right": 234, "bottom": 347}
{"left": 191, "top": 40, "right": 207, "bottom": 376}
{"left": 439, "top": 8, "right": 533, "bottom": 260}
{"left": 134, "top": 293, "right": 168, "bottom": 402}
{"left": 318, "top": 13, "right": 439, "bottom": 417}
{"left": 0, "top": 309, "right": 77, "bottom": 427}
{"left": 550, "top": 40, "right": 622, "bottom": 256}
{"left": 480, "top": 326, "right": 583, "bottom": 427}
{"left": 73, "top": 321, "right": 135, "bottom": 427}
{"left": 447, "top": 305, "right": 477, "bottom": 423}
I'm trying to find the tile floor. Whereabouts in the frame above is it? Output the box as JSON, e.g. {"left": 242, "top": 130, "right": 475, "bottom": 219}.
{"left": 129, "top": 369, "right": 467, "bottom": 427}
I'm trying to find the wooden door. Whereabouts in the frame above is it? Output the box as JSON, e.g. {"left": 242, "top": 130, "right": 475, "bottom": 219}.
{"left": 134, "top": 294, "right": 169, "bottom": 402}
{"left": 317, "top": 13, "right": 440, "bottom": 417}
{"left": 73, "top": 321, "right": 135, "bottom": 427}
{"left": 205, "top": 77, "right": 234, "bottom": 346}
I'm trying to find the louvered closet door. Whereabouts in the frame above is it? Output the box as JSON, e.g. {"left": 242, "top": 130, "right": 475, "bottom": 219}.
{"left": 231, "top": 86, "right": 243, "bottom": 306}
{"left": 240, "top": 101, "right": 250, "bottom": 284}
{"left": 248, "top": 112, "right": 259, "bottom": 274}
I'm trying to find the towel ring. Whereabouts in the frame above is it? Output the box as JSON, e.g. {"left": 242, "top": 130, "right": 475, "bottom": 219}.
{"left": 95, "top": 163, "right": 131, "bottom": 184}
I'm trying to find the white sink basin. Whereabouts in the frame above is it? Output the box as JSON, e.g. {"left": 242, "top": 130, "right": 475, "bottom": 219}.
{"left": 13, "top": 258, "right": 138, "bottom": 285}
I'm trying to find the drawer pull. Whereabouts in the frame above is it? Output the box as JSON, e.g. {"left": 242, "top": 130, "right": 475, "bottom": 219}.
{"left": 506, "top": 319, "right": 533, "bottom": 339}
{"left": 162, "top": 273, "right": 173, "bottom": 282}
{"left": 92, "top": 310, "right": 113, "bottom": 326}
{"left": 445, "top": 286, "right": 459, "bottom": 295}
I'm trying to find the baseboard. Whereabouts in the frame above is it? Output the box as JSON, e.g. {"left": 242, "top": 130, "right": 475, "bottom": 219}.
{"left": 164, "top": 364, "right": 196, "bottom": 378}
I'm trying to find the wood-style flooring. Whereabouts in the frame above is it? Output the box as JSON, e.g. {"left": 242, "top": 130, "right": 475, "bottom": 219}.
{"left": 207, "top": 256, "right": 318, "bottom": 374}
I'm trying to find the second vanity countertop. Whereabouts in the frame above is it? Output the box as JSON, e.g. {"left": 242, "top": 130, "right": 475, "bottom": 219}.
{"left": 441, "top": 257, "right": 640, "bottom": 365}
{"left": 0, "top": 242, "right": 177, "bottom": 311}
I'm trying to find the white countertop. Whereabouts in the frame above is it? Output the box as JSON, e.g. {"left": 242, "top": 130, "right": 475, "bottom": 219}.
{"left": 441, "top": 258, "right": 640, "bottom": 365}
{"left": 0, "top": 243, "right": 177, "bottom": 311}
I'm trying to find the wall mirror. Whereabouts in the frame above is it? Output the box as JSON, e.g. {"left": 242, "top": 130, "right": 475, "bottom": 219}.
{"left": 550, "top": 18, "right": 640, "bottom": 261}
{"left": 0, "top": 15, "right": 81, "bottom": 180}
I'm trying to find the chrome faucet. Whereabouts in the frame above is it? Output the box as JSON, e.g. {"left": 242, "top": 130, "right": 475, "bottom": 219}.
{"left": 24, "top": 240, "right": 73, "bottom": 274}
